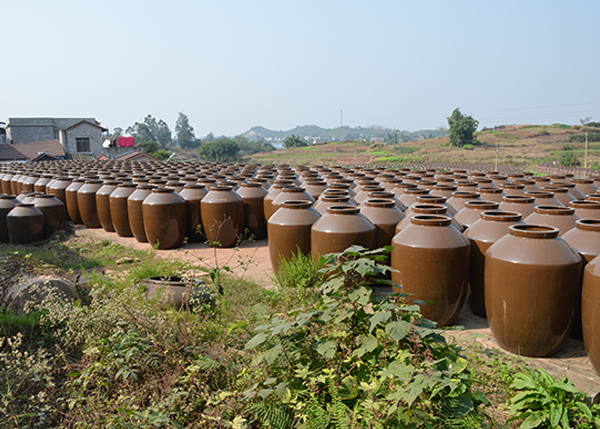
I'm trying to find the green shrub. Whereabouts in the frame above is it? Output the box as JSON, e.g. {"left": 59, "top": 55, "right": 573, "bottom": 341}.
{"left": 240, "top": 246, "right": 490, "bottom": 428}
{"left": 569, "top": 133, "right": 600, "bottom": 143}
{"left": 463, "top": 144, "right": 474, "bottom": 150}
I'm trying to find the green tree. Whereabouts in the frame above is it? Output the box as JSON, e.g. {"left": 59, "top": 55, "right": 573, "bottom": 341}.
{"left": 126, "top": 115, "right": 171, "bottom": 148}
{"left": 140, "top": 140, "right": 161, "bottom": 154}
{"left": 198, "top": 137, "right": 240, "bottom": 162}
{"left": 447, "top": 108, "right": 479, "bottom": 147}
{"left": 154, "top": 119, "right": 172, "bottom": 149}
{"left": 234, "top": 136, "right": 276, "bottom": 157}
{"left": 204, "top": 132, "right": 215, "bottom": 142}
{"left": 559, "top": 145, "right": 580, "bottom": 167}
{"left": 175, "top": 112, "right": 197, "bottom": 149}
{"left": 283, "top": 134, "right": 307, "bottom": 148}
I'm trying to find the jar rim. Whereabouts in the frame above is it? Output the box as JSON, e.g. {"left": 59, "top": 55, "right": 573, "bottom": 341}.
{"left": 509, "top": 224, "right": 560, "bottom": 238}
{"left": 325, "top": 206, "right": 360, "bottom": 215}
{"left": 410, "top": 214, "right": 452, "bottom": 226}
{"left": 281, "top": 200, "right": 313, "bottom": 209}
{"left": 533, "top": 205, "right": 575, "bottom": 215}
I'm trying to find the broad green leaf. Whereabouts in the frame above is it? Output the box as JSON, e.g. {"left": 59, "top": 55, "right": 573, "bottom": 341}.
{"left": 385, "top": 320, "right": 411, "bottom": 343}
{"left": 520, "top": 411, "right": 544, "bottom": 429}
{"left": 447, "top": 356, "right": 468, "bottom": 374}
{"left": 339, "top": 376, "right": 358, "bottom": 400}
{"left": 549, "top": 403, "right": 564, "bottom": 428}
{"left": 575, "top": 401, "right": 593, "bottom": 420}
{"left": 510, "top": 373, "right": 538, "bottom": 390}
{"left": 369, "top": 311, "right": 391, "bottom": 334}
{"left": 245, "top": 332, "right": 268, "bottom": 350}
{"left": 316, "top": 341, "right": 337, "bottom": 358}
{"left": 381, "top": 359, "right": 414, "bottom": 380}
{"left": 550, "top": 381, "right": 582, "bottom": 394}
{"left": 353, "top": 335, "right": 379, "bottom": 358}
{"left": 264, "top": 344, "right": 282, "bottom": 364}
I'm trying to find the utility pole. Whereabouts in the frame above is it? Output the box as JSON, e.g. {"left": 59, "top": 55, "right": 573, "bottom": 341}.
{"left": 495, "top": 145, "right": 499, "bottom": 171}
{"left": 585, "top": 131, "right": 589, "bottom": 169}
{"left": 576, "top": 125, "right": 597, "bottom": 169}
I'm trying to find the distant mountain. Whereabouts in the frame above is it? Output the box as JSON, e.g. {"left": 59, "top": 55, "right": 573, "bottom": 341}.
{"left": 240, "top": 125, "right": 446, "bottom": 143}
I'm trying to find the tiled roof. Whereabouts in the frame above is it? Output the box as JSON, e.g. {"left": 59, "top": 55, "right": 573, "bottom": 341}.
{"left": 0, "top": 144, "right": 28, "bottom": 161}
{"left": 11, "top": 139, "right": 65, "bottom": 158}
{"left": 115, "top": 151, "right": 160, "bottom": 161}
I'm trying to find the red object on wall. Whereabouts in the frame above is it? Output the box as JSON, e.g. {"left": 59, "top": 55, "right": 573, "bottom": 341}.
{"left": 118, "top": 137, "right": 135, "bottom": 147}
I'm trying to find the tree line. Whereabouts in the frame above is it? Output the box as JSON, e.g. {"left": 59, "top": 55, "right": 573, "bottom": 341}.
{"left": 109, "top": 113, "right": 275, "bottom": 161}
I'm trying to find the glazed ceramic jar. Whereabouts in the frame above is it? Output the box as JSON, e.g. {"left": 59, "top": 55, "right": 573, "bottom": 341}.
{"left": 571, "top": 178, "right": 599, "bottom": 196}
{"left": 430, "top": 184, "right": 458, "bottom": 200}
{"left": 395, "top": 204, "right": 463, "bottom": 234}
{"left": 398, "top": 188, "right": 429, "bottom": 208}
{"left": 485, "top": 224, "right": 582, "bottom": 357}
{"left": 0, "top": 194, "right": 19, "bottom": 242}
{"left": 569, "top": 200, "right": 600, "bottom": 220}
{"left": 446, "top": 191, "right": 482, "bottom": 212}
{"left": 524, "top": 205, "right": 578, "bottom": 236}
{"left": 524, "top": 191, "right": 563, "bottom": 207}
{"left": 96, "top": 180, "right": 120, "bottom": 233}
{"left": 263, "top": 181, "right": 293, "bottom": 221}
{"left": 499, "top": 183, "right": 525, "bottom": 197}
{"left": 1, "top": 172, "right": 14, "bottom": 194}
{"left": 541, "top": 186, "right": 577, "bottom": 206}
{"left": 142, "top": 188, "right": 187, "bottom": 250}
{"left": 454, "top": 201, "right": 500, "bottom": 230}
{"left": 179, "top": 184, "right": 208, "bottom": 242}
{"left": 128, "top": 184, "right": 156, "bottom": 243}
{"left": 498, "top": 195, "right": 537, "bottom": 218}
{"left": 311, "top": 206, "right": 376, "bottom": 259}
{"left": 464, "top": 210, "right": 524, "bottom": 318}
{"left": 34, "top": 175, "right": 52, "bottom": 194}
{"left": 109, "top": 183, "right": 138, "bottom": 238}
{"left": 65, "top": 178, "right": 85, "bottom": 224}
{"left": 33, "top": 194, "right": 66, "bottom": 238}
{"left": 477, "top": 187, "right": 505, "bottom": 203}
{"left": 200, "top": 186, "right": 244, "bottom": 248}
{"left": 391, "top": 215, "right": 470, "bottom": 326}
{"left": 271, "top": 187, "right": 315, "bottom": 216}
{"left": 236, "top": 182, "right": 268, "bottom": 240}
{"left": 267, "top": 200, "right": 321, "bottom": 272}
{"left": 47, "top": 176, "right": 72, "bottom": 209}
{"left": 77, "top": 179, "right": 104, "bottom": 228}
{"left": 7, "top": 203, "right": 44, "bottom": 244}
{"left": 360, "top": 199, "right": 405, "bottom": 249}
{"left": 314, "top": 195, "right": 354, "bottom": 215}
{"left": 582, "top": 255, "right": 600, "bottom": 374}
{"left": 562, "top": 219, "right": 600, "bottom": 264}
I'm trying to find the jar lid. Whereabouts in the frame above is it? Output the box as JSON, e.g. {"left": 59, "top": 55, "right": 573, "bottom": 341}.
{"left": 509, "top": 224, "right": 560, "bottom": 239}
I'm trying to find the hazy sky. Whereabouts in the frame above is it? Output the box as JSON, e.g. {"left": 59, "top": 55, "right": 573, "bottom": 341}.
{"left": 3, "top": 1, "right": 599, "bottom": 137}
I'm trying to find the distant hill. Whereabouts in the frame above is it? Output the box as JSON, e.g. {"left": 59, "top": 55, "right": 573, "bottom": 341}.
{"left": 240, "top": 125, "right": 446, "bottom": 143}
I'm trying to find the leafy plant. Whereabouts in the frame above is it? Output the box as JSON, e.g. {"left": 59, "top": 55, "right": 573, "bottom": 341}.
{"left": 507, "top": 369, "right": 600, "bottom": 428}
{"left": 558, "top": 145, "right": 580, "bottom": 167}
{"left": 240, "top": 245, "right": 490, "bottom": 428}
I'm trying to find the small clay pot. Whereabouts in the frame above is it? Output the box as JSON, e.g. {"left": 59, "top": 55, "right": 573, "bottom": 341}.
{"left": 7, "top": 203, "right": 44, "bottom": 244}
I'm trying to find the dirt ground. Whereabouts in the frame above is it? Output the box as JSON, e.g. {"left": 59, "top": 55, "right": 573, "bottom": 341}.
{"left": 76, "top": 225, "right": 600, "bottom": 399}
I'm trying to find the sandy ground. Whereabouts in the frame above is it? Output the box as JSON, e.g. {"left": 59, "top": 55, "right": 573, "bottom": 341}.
{"left": 75, "top": 225, "right": 600, "bottom": 398}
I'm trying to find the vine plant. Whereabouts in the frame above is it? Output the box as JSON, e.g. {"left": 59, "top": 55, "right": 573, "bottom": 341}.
{"left": 238, "top": 245, "right": 490, "bottom": 428}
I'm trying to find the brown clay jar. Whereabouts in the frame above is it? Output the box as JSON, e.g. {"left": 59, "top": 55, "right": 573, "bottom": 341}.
{"left": 142, "top": 188, "right": 187, "bottom": 250}
{"left": 485, "top": 224, "right": 582, "bottom": 357}
{"left": 395, "top": 204, "right": 463, "bottom": 234}
{"left": 477, "top": 187, "right": 505, "bottom": 203}
{"left": 77, "top": 179, "right": 103, "bottom": 228}
{"left": 446, "top": 191, "right": 482, "bottom": 213}
{"left": 34, "top": 175, "right": 51, "bottom": 194}
{"left": 524, "top": 205, "right": 578, "bottom": 236}
{"left": 582, "top": 255, "right": 600, "bottom": 374}
{"left": 311, "top": 206, "right": 376, "bottom": 260}
{"left": 364, "top": 191, "right": 407, "bottom": 212}
{"left": 524, "top": 190, "right": 564, "bottom": 207}
{"left": 263, "top": 181, "right": 293, "bottom": 221}
{"left": 0, "top": 194, "right": 19, "bottom": 242}
{"left": 179, "top": 184, "right": 208, "bottom": 242}
{"left": 499, "top": 183, "right": 525, "bottom": 196}
{"left": 360, "top": 199, "right": 405, "bottom": 249}
{"left": 109, "top": 183, "right": 138, "bottom": 238}
{"left": 541, "top": 186, "right": 577, "bottom": 206}
{"left": 314, "top": 195, "right": 354, "bottom": 215}
{"left": 464, "top": 210, "right": 524, "bottom": 318}
{"left": 562, "top": 219, "right": 600, "bottom": 265}
{"left": 200, "top": 186, "right": 244, "bottom": 248}
{"left": 236, "top": 182, "right": 268, "bottom": 240}
{"left": 128, "top": 184, "right": 156, "bottom": 243}
{"left": 65, "top": 178, "right": 85, "bottom": 224}
{"left": 33, "top": 194, "right": 66, "bottom": 238}
{"left": 391, "top": 215, "right": 470, "bottom": 327}
{"left": 498, "top": 195, "right": 537, "bottom": 218}
{"left": 96, "top": 180, "right": 120, "bottom": 233}
{"left": 569, "top": 200, "right": 600, "bottom": 221}
{"left": 7, "top": 203, "right": 44, "bottom": 244}
{"left": 454, "top": 200, "right": 500, "bottom": 230}
{"left": 271, "top": 187, "right": 315, "bottom": 217}
{"left": 1, "top": 172, "right": 14, "bottom": 194}
{"left": 571, "top": 178, "right": 599, "bottom": 196}
{"left": 430, "top": 184, "right": 458, "bottom": 200}
{"left": 47, "top": 176, "right": 72, "bottom": 211}
{"left": 267, "top": 200, "right": 321, "bottom": 272}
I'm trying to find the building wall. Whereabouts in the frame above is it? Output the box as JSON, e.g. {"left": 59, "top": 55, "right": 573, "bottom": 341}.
{"left": 6, "top": 118, "right": 55, "bottom": 143}
{"left": 63, "top": 122, "right": 104, "bottom": 158}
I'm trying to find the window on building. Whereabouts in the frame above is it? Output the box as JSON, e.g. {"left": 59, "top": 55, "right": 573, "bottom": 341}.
{"left": 76, "top": 137, "right": 90, "bottom": 152}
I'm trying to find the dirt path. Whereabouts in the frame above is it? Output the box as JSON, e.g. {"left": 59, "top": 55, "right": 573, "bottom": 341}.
{"left": 76, "top": 225, "right": 600, "bottom": 398}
